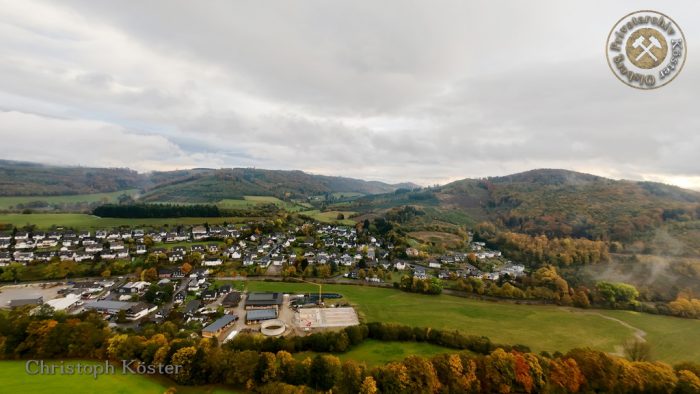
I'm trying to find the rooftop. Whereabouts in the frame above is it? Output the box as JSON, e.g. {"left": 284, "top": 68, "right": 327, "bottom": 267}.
{"left": 85, "top": 300, "right": 134, "bottom": 311}
{"left": 246, "top": 308, "right": 278, "bottom": 321}
{"left": 202, "top": 314, "right": 238, "bottom": 333}
{"left": 246, "top": 292, "right": 283, "bottom": 305}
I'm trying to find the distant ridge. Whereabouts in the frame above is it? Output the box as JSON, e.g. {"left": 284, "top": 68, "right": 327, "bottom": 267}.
{"left": 0, "top": 160, "right": 419, "bottom": 199}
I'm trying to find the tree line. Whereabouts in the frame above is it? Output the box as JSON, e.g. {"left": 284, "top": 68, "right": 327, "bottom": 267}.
{"left": 226, "top": 322, "right": 511, "bottom": 356}
{"left": 93, "top": 203, "right": 222, "bottom": 218}
{"left": 2, "top": 308, "right": 700, "bottom": 393}
{"left": 396, "top": 275, "right": 443, "bottom": 295}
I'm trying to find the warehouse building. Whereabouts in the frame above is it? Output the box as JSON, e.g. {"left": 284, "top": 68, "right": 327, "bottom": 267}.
{"left": 245, "top": 308, "right": 278, "bottom": 324}
{"left": 202, "top": 314, "right": 238, "bottom": 338}
{"left": 244, "top": 292, "right": 283, "bottom": 310}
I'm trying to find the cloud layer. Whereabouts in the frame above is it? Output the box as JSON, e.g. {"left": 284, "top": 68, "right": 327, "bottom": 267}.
{"left": 1, "top": 0, "right": 699, "bottom": 187}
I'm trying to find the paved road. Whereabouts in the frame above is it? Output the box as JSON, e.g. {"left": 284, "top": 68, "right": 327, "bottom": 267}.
{"left": 216, "top": 293, "right": 248, "bottom": 343}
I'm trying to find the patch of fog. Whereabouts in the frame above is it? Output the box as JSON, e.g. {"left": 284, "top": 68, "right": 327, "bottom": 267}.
{"left": 589, "top": 254, "right": 678, "bottom": 285}
{"left": 651, "top": 227, "right": 686, "bottom": 256}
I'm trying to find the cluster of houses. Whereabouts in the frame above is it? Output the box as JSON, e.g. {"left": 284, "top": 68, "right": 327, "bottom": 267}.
{"left": 0, "top": 224, "right": 354, "bottom": 267}
{"left": 1, "top": 221, "right": 528, "bottom": 286}
{"left": 0, "top": 225, "right": 242, "bottom": 265}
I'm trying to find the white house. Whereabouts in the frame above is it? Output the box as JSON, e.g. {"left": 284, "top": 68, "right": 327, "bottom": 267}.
{"left": 203, "top": 257, "right": 223, "bottom": 266}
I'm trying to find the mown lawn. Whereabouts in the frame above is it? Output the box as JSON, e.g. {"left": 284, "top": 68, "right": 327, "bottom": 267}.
{"left": 0, "top": 360, "right": 239, "bottom": 394}
{"left": 0, "top": 214, "right": 254, "bottom": 229}
{"left": 246, "top": 281, "right": 700, "bottom": 362}
{"left": 295, "top": 339, "right": 462, "bottom": 367}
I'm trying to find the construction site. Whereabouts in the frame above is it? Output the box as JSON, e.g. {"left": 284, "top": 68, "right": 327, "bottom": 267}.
{"left": 219, "top": 281, "right": 360, "bottom": 340}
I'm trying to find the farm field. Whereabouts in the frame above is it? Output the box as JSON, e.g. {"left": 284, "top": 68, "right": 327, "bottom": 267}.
{"left": 246, "top": 281, "right": 700, "bottom": 363}
{"left": 0, "top": 213, "right": 254, "bottom": 229}
{"left": 408, "top": 231, "right": 465, "bottom": 248}
{"left": 0, "top": 190, "right": 139, "bottom": 210}
{"left": 294, "top": 339, "right": 460, "bottom": 367}
{"left": 0, "top": 360, "right": 239, "bottom": 394}
{"left": 217, "top": 196, "right": 306, "bottom": 212}
{"left": 300, "top": 210, "right": 357, "bottom": 225}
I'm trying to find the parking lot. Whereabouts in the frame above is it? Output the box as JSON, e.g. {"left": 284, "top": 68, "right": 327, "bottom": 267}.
{"left": 0, "top": 282, "right": 66, "bottom": 308}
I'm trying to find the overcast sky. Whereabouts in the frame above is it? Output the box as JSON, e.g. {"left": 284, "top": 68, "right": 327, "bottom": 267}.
{"left": 1, "top": 1, "right": 699, "bottom": 188}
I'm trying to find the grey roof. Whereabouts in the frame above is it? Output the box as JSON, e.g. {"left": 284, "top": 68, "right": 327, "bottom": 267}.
{"left": 202, "top": 314, "right": 238, "bottom": 333}
{"left": 85, "top": 300, "right": 134, "bottom": 311}
{"left": 222, "top": 292, "right": 242, "bottom": 306}
{"left": 184, "top": 300, "right": 201, "bottom": 314}
{"left": 246, "top": 292, "right": 283, "bottom": 306}
{"left": 246, "top": 308, "right": 277, "bottom": 321}
{"left": 8, "top": 297, "right": 43, "bottom": 307}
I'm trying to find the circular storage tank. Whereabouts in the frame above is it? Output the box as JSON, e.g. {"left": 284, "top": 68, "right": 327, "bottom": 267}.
{"left": 260, "top": 319, "right": 286, "bottom": 336}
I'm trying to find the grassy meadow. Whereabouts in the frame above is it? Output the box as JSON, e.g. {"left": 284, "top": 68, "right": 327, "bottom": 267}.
{"left": 0, "top": 360, "right": 239, "bottom": 394}
{"left": 299, "top": 210, "right": 357, "bottom": 225}
{"left": 217, "top": 196, "right": 306, "bottom": 212}
{"left": 246, "top": 281, "right": 700, "bottom": 363}
{"left": 294, "top": 339, "right": 460, "bottom": 366}
{"left": 408, "top": 231, "right": 465, "bottom": 249}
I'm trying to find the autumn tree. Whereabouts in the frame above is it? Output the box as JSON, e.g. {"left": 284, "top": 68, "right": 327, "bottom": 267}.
{"left": 171, "top": 346, "right": 197, "bottom": 384}
{"left": 309, "top": 355, "right": 341, "bottom": 391}
{"left": 141, "top": 267, "right": 158, "bottom": 282}
{"left": 431, "top": 353, "right": 478, "bottom": 393}
{"left": 545, "top": 357, "right": 584, "bottom": 393}
{"left": 339, "top": 360, "right": 366, "bottom": 394}
{"left": 255, "top": 352, "right": 278, "bottom": 384}
{"left": 675, "top": 370, "right": 700, "bottom": 393}
{"left": 403, "top": 355, "right": 441, "bottom": 393}
{"left": 623, "top": 339, "right": 652, "bottom": 362}
{"left": 359, "top": 376, "right": 378, "bottom": 394}
{"left": 373, "top": 362, "right": 410, "bottom": 393}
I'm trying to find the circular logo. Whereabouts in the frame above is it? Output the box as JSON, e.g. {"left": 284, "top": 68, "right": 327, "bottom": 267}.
{"left": 606, "top": 10, "right": 686, "bottom": 89}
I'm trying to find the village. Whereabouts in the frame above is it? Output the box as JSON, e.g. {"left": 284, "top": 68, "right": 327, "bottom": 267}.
{"left": 0, "top": 221, "right": 526, "bottom": 341}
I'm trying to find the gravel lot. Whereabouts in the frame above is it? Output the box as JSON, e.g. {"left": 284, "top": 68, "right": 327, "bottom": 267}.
{"left": 0, "top": 282, "right": 67, "bottom": 308}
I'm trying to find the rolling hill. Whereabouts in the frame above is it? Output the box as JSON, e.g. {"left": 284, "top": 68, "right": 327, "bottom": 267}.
{"left": 0, "top": 160, "right": 142, "bottom": 196}
{"left": 5, "top": 161, "right": 700, "bottom": 251}
{"left": 0, "top": 161, "right": 418, "bottom": 202}
{"left": 138, "top": 168, "right": 418, "bottom": 202}
{"left": 350, "top": 169, "right": 700, "bottom": 248}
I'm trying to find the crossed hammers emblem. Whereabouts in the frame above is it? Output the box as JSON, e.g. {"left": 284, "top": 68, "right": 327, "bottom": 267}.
{"left": 632, "top": 35, "right": 662, "bottom": 61}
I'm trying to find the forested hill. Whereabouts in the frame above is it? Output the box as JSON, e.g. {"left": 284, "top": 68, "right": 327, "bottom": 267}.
{"left": 461, "top": 169, "right": 700, "bottom": 241}
{"left": 0, "top": 160, "right": 142, "bottom": 196}
{"left": 353, "top": 169, "right": 700, "bottom": 244}
{"left": 0, "top": 160, "right": 418, "bottom": 200}
{"left": 139, "top": 168, "right": 419, "bottom": 202}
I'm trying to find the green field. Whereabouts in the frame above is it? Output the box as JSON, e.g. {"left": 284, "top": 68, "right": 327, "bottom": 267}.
{"left": 601, "top": 309, "right": 700, "bottom": 364}
{"left": 217, "top": 196, "right": 305, "bottom": 212}
{"left": 0, "top": 213, "right": 254, "bottom": 229}
{"left": 0, "top": 190, "right": 139, "bottom": 210}
{"left": 300, "top": 210, "right": 357, "bottom": 225}
{"left": 295, "top": 339, "right": 461, "bottom": 366}
{"left": 246, "top": 281, "right": 700, "bottom": 363}
{"left": 0, "top": 360, "right": 238, "bottom": 394}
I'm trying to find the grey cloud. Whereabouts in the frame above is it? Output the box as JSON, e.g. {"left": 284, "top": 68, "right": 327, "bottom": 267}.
{"left": 1, "top": 0, "right": 699, "bottom": 187}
